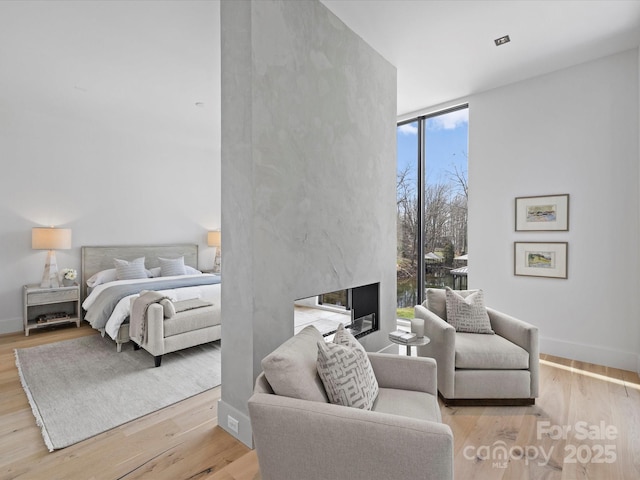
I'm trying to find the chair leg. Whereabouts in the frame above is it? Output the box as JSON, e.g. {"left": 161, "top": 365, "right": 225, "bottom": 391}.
{"left": 154, "top": 355, "right": 162, "bottom": 367}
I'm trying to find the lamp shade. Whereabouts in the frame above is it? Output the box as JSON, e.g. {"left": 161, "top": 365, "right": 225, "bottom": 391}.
{"left": 32, "top": 227, "right": 72, "bottom": 250}
{"left": 207, "top": 231, "right": 221, "bottom": 247}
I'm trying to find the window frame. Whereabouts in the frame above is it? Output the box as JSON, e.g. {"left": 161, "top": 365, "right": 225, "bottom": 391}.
{"left": 397, "top": 103, "right": 469, "bottom": 306}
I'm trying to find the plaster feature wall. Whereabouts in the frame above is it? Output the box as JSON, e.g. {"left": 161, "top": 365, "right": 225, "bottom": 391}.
{"left": 469, "top": 49, "right": 639, "bottom": 371}
{"left": 220, "top": 0, "right": 396, "bottom": 446}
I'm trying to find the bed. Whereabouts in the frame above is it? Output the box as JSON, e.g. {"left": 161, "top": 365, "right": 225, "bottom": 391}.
{"left": 81, "top": 244, "right": 221, "bottom": 351}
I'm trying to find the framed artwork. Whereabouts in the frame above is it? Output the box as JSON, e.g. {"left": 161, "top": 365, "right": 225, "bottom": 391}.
{"left": 514, "top": 242, "right": 568, "bottom": 279}
{"left": 515, "top": 194, "right": 569, "bottom": 231}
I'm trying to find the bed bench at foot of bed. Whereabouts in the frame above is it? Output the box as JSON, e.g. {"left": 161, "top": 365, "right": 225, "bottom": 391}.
{"left": 129, "top": 301, "right": 221, "bottom": 367}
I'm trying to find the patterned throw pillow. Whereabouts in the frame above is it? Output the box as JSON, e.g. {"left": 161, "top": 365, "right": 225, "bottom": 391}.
{"left": 317, "top": 326, "right": 379, "bottom": 410}
{"left": 332, "top": 324, "right": 378, "bottom": 395}
{"left": 444, "top": 287, "right": 494, "bottom": 334}
{"left": 333, "top": 323, "right": 365, "bottom": 352}
{"left": 426, "top": 287, "right": 478, "bottom": 320}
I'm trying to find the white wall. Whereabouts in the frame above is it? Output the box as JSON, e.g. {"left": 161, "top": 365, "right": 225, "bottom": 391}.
{"left": 0, "top": 102, "right": 221, "bottom": 334}
{"left": 220, "top": 0, "right": 396, "bottom": 446}
{"left": 469, "top": 48, "right": 639, "bottom": 371}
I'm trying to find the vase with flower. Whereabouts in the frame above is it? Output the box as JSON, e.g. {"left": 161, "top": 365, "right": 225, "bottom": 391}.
{"left": 61, "top": 268, "right": 77, "bottom": 287}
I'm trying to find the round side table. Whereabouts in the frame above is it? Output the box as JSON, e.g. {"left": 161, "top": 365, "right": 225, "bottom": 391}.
{"left": 388, "top": 334, "right": 430, "bottom": 356}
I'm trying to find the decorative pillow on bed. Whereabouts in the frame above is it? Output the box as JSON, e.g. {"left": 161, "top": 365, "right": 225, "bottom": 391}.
{"left": 113, "top": 257, "right": 148, "bottom": 280}
{"left": 159, "top": 256, "right": 187, "bottom": 277}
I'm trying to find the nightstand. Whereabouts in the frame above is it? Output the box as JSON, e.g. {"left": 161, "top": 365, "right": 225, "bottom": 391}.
{"left": 23, "top": 284, "right": 81, "bottom": 336}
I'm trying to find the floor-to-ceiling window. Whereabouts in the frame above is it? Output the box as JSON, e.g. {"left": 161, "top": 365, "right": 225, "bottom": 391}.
{"left": 396, "top": 120, "right": 420, "bottom": 318}
{"left": 397, "top": 105, "right": 468, "bottom": 318}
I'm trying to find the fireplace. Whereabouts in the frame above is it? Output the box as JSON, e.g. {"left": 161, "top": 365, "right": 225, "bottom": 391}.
{"left": 294, "top": 282, "right": 379, "bottom": 339}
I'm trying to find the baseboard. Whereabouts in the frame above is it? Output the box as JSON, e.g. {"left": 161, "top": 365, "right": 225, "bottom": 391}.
{"left": 0, "top": 317, "right": 22, "bottom": 336}
{"left": 217, "top": 399, "right": 253, "bottom": 448}
{"left": 540, "top": 336, "right": 638, "bottom": 372}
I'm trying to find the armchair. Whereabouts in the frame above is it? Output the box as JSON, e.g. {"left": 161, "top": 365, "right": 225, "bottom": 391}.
{"left": 415, "top": 288, "right": 539, "bottom": 406}
{"left": 248, "top": 325, "right": 453, "bottom": 480}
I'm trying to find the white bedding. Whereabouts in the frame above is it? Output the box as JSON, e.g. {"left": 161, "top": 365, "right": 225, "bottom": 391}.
{"left": 82, "top": 276, "right": 221, "bottom": 340}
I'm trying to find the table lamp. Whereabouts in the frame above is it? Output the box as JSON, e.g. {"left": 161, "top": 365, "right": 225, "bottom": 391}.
{"left": 207, "top": 230, "right": 221, "bottom": 273}
{"left": 32, "top": 227, "right": 72, "bottom": 288}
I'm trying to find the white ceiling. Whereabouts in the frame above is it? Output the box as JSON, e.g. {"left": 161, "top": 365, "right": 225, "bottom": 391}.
{"left": 1, "top": 0, "right": 639, "bottom": 145}
{"left": 321, "top": 0, "right": 640, "bottom": 116}
{"left": 0, "top": 0, "right": 220, "bottom": 148}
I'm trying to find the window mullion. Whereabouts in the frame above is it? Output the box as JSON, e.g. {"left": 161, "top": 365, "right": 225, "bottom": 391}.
{"left": 417, "top": 118, "right": 426, "bottom": 305}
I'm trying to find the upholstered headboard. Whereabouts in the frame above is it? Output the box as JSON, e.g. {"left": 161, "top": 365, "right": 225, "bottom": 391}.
{"left": 80, "top": 244, "right": 199, "bottom": 306}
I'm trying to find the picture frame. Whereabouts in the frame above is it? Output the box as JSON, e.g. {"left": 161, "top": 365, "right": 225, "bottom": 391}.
{"left": 515, "top": 194, "right": 569, "bottom": 231}
{"left": 514, "top": 242, "right": 568, "bottom": 279}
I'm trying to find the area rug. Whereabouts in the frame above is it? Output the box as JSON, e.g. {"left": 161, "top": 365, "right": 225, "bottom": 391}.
{"left": 15, "top": 334, "right": 221, "bottom": 451}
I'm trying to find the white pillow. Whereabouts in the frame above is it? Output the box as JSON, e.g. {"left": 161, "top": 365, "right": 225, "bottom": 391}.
{"left": 87, "top": 265, "right": 155, "bottom": 287}
{"left": 444, "top": 287, "right": 494, "bottom": 334}
{"left": 148, "top": 265, "right": 201, "bottom": 277}
{"left": 86, "top": 268, "right": 117, "bottom": 288}
{"left": 158, "top": 256, "right": 187, "bottom": 277}
{"left": 148, "top": 267, "right": 161, "bottom": 277}
{"left": 113, "top": 257, "right": 148, "bottom": 280}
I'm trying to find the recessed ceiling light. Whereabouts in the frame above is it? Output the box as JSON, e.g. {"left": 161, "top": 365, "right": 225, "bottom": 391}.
{"left": 494, "top": 35, "right": 510, "bottom": 46}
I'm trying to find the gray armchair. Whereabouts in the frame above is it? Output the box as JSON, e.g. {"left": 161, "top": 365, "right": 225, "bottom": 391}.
{"left": 248, "top": 325, "right": 453, "bottom": 480}
{"left": 415, "top": 289, "right": 539, "bottom": 406}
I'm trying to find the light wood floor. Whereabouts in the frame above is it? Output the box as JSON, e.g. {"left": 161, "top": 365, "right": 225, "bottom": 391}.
{"left": 2, "top": 324, "right": 639, "bottom": 479}
{"left": 0, "top": 324, "right": 257, "bottom": 480}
